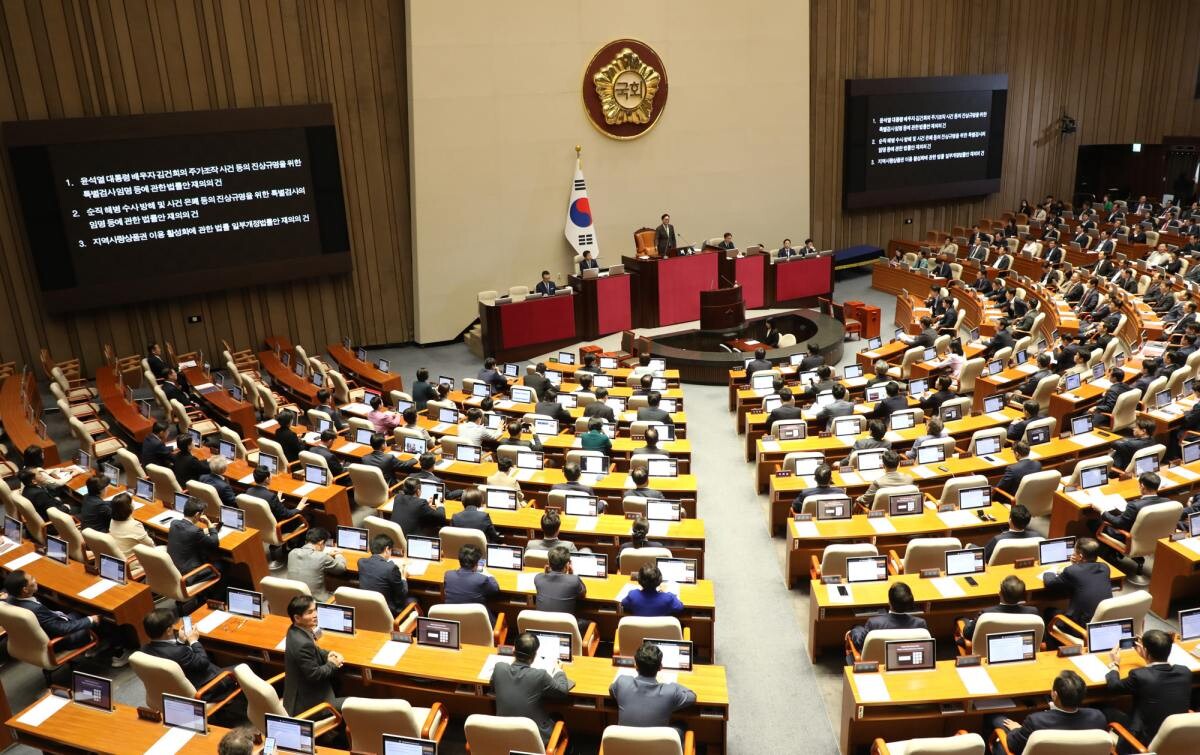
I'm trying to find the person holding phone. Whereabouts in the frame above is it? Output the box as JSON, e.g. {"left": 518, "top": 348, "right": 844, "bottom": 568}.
{"left": 139, "top": 608, "right": 246, "bottom": 725}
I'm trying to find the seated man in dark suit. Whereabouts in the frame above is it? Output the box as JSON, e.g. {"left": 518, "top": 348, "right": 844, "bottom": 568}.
{"left": 899, "top": 316, "right": 937, "bottom": 349}
{"left": 390, "top": 476, "right": 446, "bottom": 536}
{"left": 451, "top": 488, "right": 503, "bottom": 543}
{"left": 19, "top": 468, "right": 67, "bottom": 521}
{"left": 765, "top": 388, "right": 803, "bottom": 434}
{"left": 357, "top": 534, "right": 415, "bottom": 616}
{"left": 815, "top": 384, "right": 855, "bottom": 431}
{"left": 991, "top": 671, "right": 1106, "bottom": 754}
{"left": 141, "top": 421, "right": 174, "bottom": 468}
{"left": 848, "top": 582, "right": 928, "bottom": 658}
{"left": 801, "top": 365, "right": 837, "bottom": 401}
{"left": 306, "top": 430, "right": 344, "bottom": 476}
{"left": 982, "top": 318, "right": 1016, "bottom": 359}
{"left": 1091, "top": 367, "right": 1136, "bottom": 427}
{"left": 628, "top": 467, "right": 665, "bottom": 500}
{"left": 1006, "top": 401, "right": 1043, "bottom": 443}
{"left": 867, "top": 381, "right": 909, "bottom": 420}
{"left": 197, "top": 455, "right": 237, "bottom": 507}
{"left": 582, "top": 388, "right": 616, "bottom": 422}
{"left": 172, "top": 435, "right": 210, "bottom": 488}
{"left": 313, "top": 388, "right": 347, "bottom": 430}
{"left": 1102, "top": 628, "right": 1193, "bottom": 751}
{"left": 578, "top": 249, "right": 600, "bottom": 272}
{"left": 1111, "top": 419, "right": 1158, "bottom": 472}
{"left": 160, "top": 369, "right": 192, "bottom": 407}
{"left": 959, "top": 575, "right": 1040, "bottom": 643}
{"left": 79, "top": 476, "right": 113, "bottom": 533}
{"left": 140, "top": 607, "right": 245, "bottom": 725}
{"left": 997, "top": 442, "right": 1041, "bottom": 498}
{"left": 245, "top": 464, "right": 308, "bottom": 566}
{"left": 852, "top": 420, "right": 892, "bottom": 452}
{"left": 1094, "top": 472, "right": 1172, "bottom": 540}
{"left": 549, "top": 463, "right": 605, "bottom": 512}
{"left": 284, "top": 595, "right": 345, "bottom": 716}
{"left": 5, "top": 569, "right": 129, "bottom": 666}
{"left": 477, "top": 357, "right": 509, "bottom": 395}
{"left": 146, "top": 342, "right": 171, "bottom": 380}
{"left": 166, "top": 498, "right": 223, "bottom": 588}
{"left": 636, "top": 391, "right": 675, "bottom": 427}
{"left": 1015, "top": 353, "right": 1055, "bottom": 399}
{"left": 533, "top": 387, "right": 573, "bottom": 427}
{"left": 716, "top": 231, "right": 735, "bottom": 251}
{"left": 274, "top": 410, "right": 305, "bottom": 463}
{"left": 1043, "top": 537, "right": 1113, "bottom": 640}
{"left": 360, "top": 433, "right": 400, "bottom": 481}
{"left": 791, "top": 464, "right": 845, "bottom": 513}
{"left": 919, "top": 375, "right": 956, "bottom": 416}
{"left": 444, "top": 544, "right": 500, "bottom": 610}
{"left": 534, "top": 270, "right": 557, "bottom": 296}
{"left": 744, "top": 348, "right": 773, "bottom": 377}
{"left": 534, "top": 545, "right": 587, "bottom": 631}
{"left": 983, "top": 504, "right": 1038, "bottom": 563}
{"left": 608, "top": 642, "right": 696, "bottom": 729}
{"left": 798, "top": 343, "right": 825, "bottom": 370}
{"left": 492, "top": 631, "right": 574, "bottom": 745}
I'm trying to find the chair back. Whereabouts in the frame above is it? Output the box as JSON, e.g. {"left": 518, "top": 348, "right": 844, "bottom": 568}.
{"left": 0, "top": 602, "right": 54, "bottom": 668}
{"left": 1021, "top": 416, "right": 1056, "bottom": 445}
{"left": 890, "top": 734, "right": 985, "bottom": 755}
{"left": 937, "top": 475, "right": 989, "bottom": 506}
{"left": 1030, "top": 374, "right": 1060, "bottom": 412}
{"left": 11, "top": 492, "right": 47, "bottom": 544}
{"left": 185, "top": 480, "right": 223, "bottom": 520}
{"left": 332, "top": 586, "right": 395, "bottom": 633}
{"left": 992, "top": 347, "right": 1012, "bottom": 364}
{"left": 565, "top": 449, "right": 607, "bottom": 471}
{"left": 236, "top": 494, "right": 284, "bottom": 547}
{"left": 217, "top": 427, "right": 250, "bottom": 460}
{"left": 364, "top": 515, "right": 407, "bottom": 556}
{"left": 257, "top": 576, "right": 311, "bottom": 617}
{"left": 1142, "top": 376, "right": 1167, "bottom": 403}
{"left": 133, "top": 544, "right": 188, "bottom": 601}
{"left": 1013, "top": 470, "right": 1062, "bottom": 518}
{"left": 616, "top": 616, "right": 682, "bottom": 655}
{"left": 299, "top": 450, "right": 333, "bottom": 477}
{"left": 256, "top": 438, "right": 289, "bottom": 468}
{"left": 600, "top": 725, "right": 684, "bottom": 755}
{"left": 1126, "top": 501, "right": 1184, "bottom": 558}
{"left": 1063, "top": 457, "right": 1113, "bottom": 488}
{"left": 859, "top": 628, "right": 931, "bottom": 664}
{"left": 463, "top": 714, "right": 544, "bottom": 755}
{"left": 818, "top": 544, "right": 878, "bottom": 577}
{"left": 1091, "top": 591, "right": 1152, "bottom": 638}
{"left": 439, "top": 527, "right": 487, "bottom": 559}
{"left": 965, "top": 428, "right": 1005, "bottom": 456}
{"left": 114, "top": 448, "right": 146, "bottom": 486}
{"left": 494, "top": 444, "right": 525, "bottom": 467}
{"left": 1022, "top": 729, "right": 1114, "bottom": 755}
{"left": 1146, "top": 712, "right": 1200, "bottom": 755}
{"left": 988, "top": 537, "right": 1044, "bottom": 566}
{"left": 772, "top": 420, "right": 807, "bottom": 442}
{"left": 45, "top": 508, "right": 87, "bottom": 562}
{"left": 956, "top": 359, "right": 985, "bottom": 394}
{"left": 896, "top": 347, "right": 923, "bottom": 379}
{"left": 800, "top": 493, "right": 853, "bottom": 516}
{"left": 233, "top": 663, "right": 288, "bottom": 732}
{"left": 1124, "top": 444, "right": 1166, "bottom": 476}
{"left": 347, "top": 464, "right": 390, "bottom": 509}
{"left": 869, "top": 485, "right": 920, "bottom": 512}
{"left": 969, "top": 614, "right": 1045, "bottom": 651}
{"left": 618, "top": 546, "right": 672, "bottom": 575}
{"left": 1166, "top": 365, "right": 1191, "bottom": 397}
{"left": 429, "top": 603, "right": 495, "bottom": 647}
{"left": 901, "top": 537, "right": 962, "bottom": 573}
{"left": 130, "top": 651, "right": 198, "bottom": 711}
{"left": 517, "top": 609, "right": 584, "bottom": 657}
{"left": 146, "top": 464, "right": 183, "bottom": 498}
{"left": 343, "top": 697, "right": 424, "bottom": 749}
{"left": 621, "top": 495, "right": 648, "bottom": 517}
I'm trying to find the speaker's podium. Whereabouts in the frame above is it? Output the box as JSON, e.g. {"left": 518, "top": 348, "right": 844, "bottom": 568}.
{"left": 699, "top": 284, "right": 745, "bottom": 334}
{"left": 568, "top": 267, "right": 633, "bottom": 340}
{"left": 621, "top": 248, "right": 721, "bottom": 328}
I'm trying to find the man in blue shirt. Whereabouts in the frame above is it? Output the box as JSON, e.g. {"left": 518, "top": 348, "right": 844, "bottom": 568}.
{"left": 620, "top": 564, "right": 684, "bottom": 617}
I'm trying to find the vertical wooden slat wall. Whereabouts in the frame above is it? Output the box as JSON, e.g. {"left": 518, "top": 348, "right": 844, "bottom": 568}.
{"left": 0, "top": 0, "right": 413, "bottom": 374}
{"left": 810, "top": 0, "right": 1200, "bottom": 252}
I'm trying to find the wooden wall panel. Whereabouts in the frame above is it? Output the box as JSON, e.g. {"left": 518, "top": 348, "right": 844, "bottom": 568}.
{"left": 0, "top": 0, "right": 413, "bottom": 375}
{"left": 811, "top": 0, "right": 1200, "bottom": 253}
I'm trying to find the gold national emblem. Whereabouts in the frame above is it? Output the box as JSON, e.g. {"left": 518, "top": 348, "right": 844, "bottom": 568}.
{"left": 593, "top": 48, "right": 662, "bottom": 126}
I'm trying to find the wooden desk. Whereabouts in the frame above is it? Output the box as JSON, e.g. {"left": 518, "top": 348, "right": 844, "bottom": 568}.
{"left": 132, "top": 499, "right": 270, "bottom": 587}
{"left": 1148, "top": 536, "right": 1200, "bottom": 618}
{"left": 94, "top": 365, "right": 154, "bottom": 443}
{"left": 765, "top": 252, "right": 835, "bottom": 307}
{"left": 0, "top": 372, "right": 57, "bottom": 466}
{"left": 479, "top": 292, "right": 578, "bottom": 363}
{"left": 621, "top": 251, "right": 721, "bottom": 328}
{"left": 336, "top": 553, "right": 717, "bottom": 662}
{"left": 8, "top": 693, "right": 348, "bottom": 754}
{"left": 0, "top": 543, "right": 154, "bottom": 644}
{"left": 191, "top": 606, "right": 731, "bottom": 752}
{"left": 809, "top": 562, "right": 1123, "bottom": 660}
{"left": 839, "top": 640, "right": 1200, "bottom": 752}
{"left": 1048, "top": 461, "right": 1200, "bottom": 541}
{"left": 568, "top": 272, "right": 634, "bottom": 340}
{"left": 326, "top": 344, "right": 403, "bottom": 395}
{"left": 218, "top": 457, "right": 353, "bottom": 529}
{"left": 257, "top": 350, "right": 320, "bottom": 408}
{"left": 181, "top": 365, "right": 258, "bottom": 441}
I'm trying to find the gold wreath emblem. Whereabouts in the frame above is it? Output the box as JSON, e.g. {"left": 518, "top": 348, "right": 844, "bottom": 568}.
{"left": 592, "top": 48, "right": 661, "bottom": 125}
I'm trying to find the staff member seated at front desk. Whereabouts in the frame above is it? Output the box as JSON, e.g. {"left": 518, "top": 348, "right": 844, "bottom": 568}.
{"left": 579, "top": 249, "right": 600, "bottom": 272}
{"left": 776, "top": 239, "right": 799, "bottom": 259}
{"left": 535, "top": 270, "right": 558, "bottom": 295}
{"left": 716, "top": 232, "right": 736, "bottom": 251}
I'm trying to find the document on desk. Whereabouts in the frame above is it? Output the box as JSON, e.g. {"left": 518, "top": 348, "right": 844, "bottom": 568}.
{"left": 793, "top": 520, "right": 820, "bottom": 538}
{"left": 478, "top": 653, "right": 515, "bottom": 680}
{"left": 908, "top": 465, "right": 935, "bottom": 479}
{"left": 78, "top": 579, "right": 120, "bottom": 599}
{"left": 1089, "top": 493, "right": 1127, "bottom": 514}
{"left": 6, "top": 552, "right": 42, "bottom": 570}
{"left": 1170, "top": 466, "right": 1200, "bottom": 482}
{"left": 931, "top": 577, "right": 966, "bottom": 598}
{"left": 838, "top": 471, "right": 864, "bottom": 487}
{"left": 572, "top": 516, "right": 598, "bottom": 532}
{"left": 514, "top": 469, "right": 537, "bottom": 482}
{"left": 15, "top": 693, "right": 69, "bottom": 726}
{"left": 1014, "top": 363, "right": 1039, "bottom": 374}
{"left": 957, "top": 666, "right": 998, "bottom": 695}
{"left": 516, "top": 573, "right": 537, "bottom": 592}
{"left": 238, "top": 473, "right": 256, "bottom": 484}
{"left": 760, "top": 439, "right": 781, "bottom": 453}
{"left": 1091, "top": 378, "right": 1112, "bottom": 390}
{"left": 648, "top": 521, "right": 669, "bottom": 537}
{"left": 195, "top": 610, "right": 231, "bottom": 634}
{"left": 341, "top": 402, "right": 372, "bottom": 416}
{"left": 859, "top": 469, "right": 884, "bottom": 482}
{"left": 338, "top": 442, "right": 365, "bottom": 454}
{"left": 1177, "top": 537, "right": 1200, "bottom": 556}
{"left": 937, "top": 509, "right": 978, "bottom": 528}
{"left": 1069, "top": 653, "right": 1110, "bottom": 683}
{"left": 826, "top": 584, "right": 854, "bottom": 603}
{"left": 1059, "top": 392, "right": 1080, "bottom": 402}
{"left": 431, "top": 422, "right": 451, "bottom": 434}
{"left": 435, "top": 459, "right": 455, "bottom": 471}
{"left": 371, "top": 640, "right": 411, "bottom": 666}
{"left": 883, "top": 431, "right": 904, "bottom": 444}
{"left": 868, "top": 517, "right": 897, "bottom": 534}
{"left": 274, "top": 635, "right": 288, "bottom": 650}
{"left": 852, "top": 674, "right": 890, "bottom": 703}
{"left": 405, "top": 559, "right": 431, "bottom": 576}
{"left": 288, "top": 482, "right": 318, "bottom": 497}
{"left": 256, "top": 420, "right": 279, "bottom": 431}
{"left": 1168, "top": 644, "right": 1200, "bottom": 671}
{"left": 144, "top": 725, "right": 196, "bottom": 755}
{"left": 152, "top": 510, "right": 184, "bottom": 525}
{"left": 987, "top": 412, "right": 1011, "bottom": 423}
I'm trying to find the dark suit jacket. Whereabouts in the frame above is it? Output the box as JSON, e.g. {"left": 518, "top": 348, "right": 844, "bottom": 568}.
{"left": 411, "top": 381, "right": 437, "bottom": 410}
{"left": 533, "top": 400, "right": 572, "bottom": 427}
{"left": 1043, "top": 561, "right": 1113, "bottom": 625}
{"left": 283, "top": 624, "right": 338, "bottom": 715}
{"left": 492, "top": 660, "right": 573, "bottom": 743}
{"left": 1077, "top": 289, "right": 1101, "bottom": 313}
{"left": 390, "top": 493, "right": 446, "bottom": 536}
{"left": 173, "top": 453, "right": 210, "bottom": 489}
{"left": 534, "top": 571, "right": 586, "bottom": 615}
{"left": 920, "top": 390, "right": 956, "bottom": 416}
{"left": 1006, "top": 707, "right": 1107, "bottom": 755}
{"left": 984, "top": 329, "right": 1015, "bottom": 358}
{"left": 147, "top": 354, "right": 170, "bottom": 380}
{"left": 997, "top": 459, "right": 1042, "bottom": 496}
{"left": 141, "top": 638, "right": 223, "bottom": 689}
{"left": 245, "top": 484, "right": 300, "bottom": 523}
{"left": 316, "top": 403, "right": 347, "bottom": 430}
{"left": 308, "top": 445, "right": 344, "bottom": 476}
{"left": 1103, "top": 494, "right": 1173, "bottom": 532}
{"left": 1111, "top": 436, "right": 1156, "bottom": 471}
{"left": 535, "top": 280, "right": 557, "bottom": 295}
{"left": 79, "top": 494, "right": 112, "bottom": 533}
{"left": 141, "top": 434, "right": 173, "bottom": 468}
{"left": 765, "top": 405, "right": 803, "bottom": 434}
{"left": 524, "top": 373, "right": 550, "bottom": 401}
{"left": 358, "top": 554, "right": 410, "bottom": 615}
{"left": 451, "top": 506, "right": 502, "bottom": 543}
{"left": 1018, "top": 369, "right": 1052, "bottom": 397}
{"left": 636, "top": 407, "right": 674, "bottom": 426}
{"left": 444, "top": 567, "right": 500, "bottom": 606}
{"left": 1096, "top": 381, "right": 1136, "bottom": 413}
{"left": 361, "top": 450, "right": 399, "bottom": 481}
{"left": 166, "top": 518, "right": 220, "bottom": 576}
{"left": 582, "top": 402, "right": 616, "bottom": 422}
{"left": 850, "top": 612, "right": 928, "bottom": 651}
{"left": 276, "top": 427, "right": 304, "bottom": 462}
{"left": 23, "top": 484, "right": 64, "bottom": 521}
{"left": 791, "top": 485, "right": 846, "bottom": 512}
{"left": 745, "top": 358, "right": 773, "bottom": 375}
{"left": 162, "top": 380, "right": 191, "bottom": 406}
{"left": 868, "top": 395, "right": 909, "bottom": 420}
{"left": 197, "top": 472, "right": 236, "bottom": 507}
{"left": 10, "top": 597, "right": 93, "bottom": 639}
{"left": 579, "top": 258, "right": 599, "bottom": 271}
{"left": 983, "top": 529, "right": 1039, "bottom": 564}
{"left": 654, "top": 223, "right": 676, "bottom": 254}
{"left": 1104, "top": 663, "right": 1193, "bottom": 741}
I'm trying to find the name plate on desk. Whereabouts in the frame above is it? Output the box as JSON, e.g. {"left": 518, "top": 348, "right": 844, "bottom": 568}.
{"left": 852, "top": 661, "right": 879, "bottom": 674}
{"left": 793, "top": 513, "right": 814, "bottom": 522}
{"left": 867, "top": 510, "right": 887, "bottom": 519}
{"left": 919, "top": 568, "right": 941, "bottom": 579}
{"left": 955, "top": 655, "right": 981, "bottom": 667}
{"left": 1014, "top": 557, "right": 1035, "bottom": 569}
{"left": 1057, "top": 645, "right": 1083, "bottom": 657}
{"left": 819, "top": 575, "right": 842, "bottom": 585}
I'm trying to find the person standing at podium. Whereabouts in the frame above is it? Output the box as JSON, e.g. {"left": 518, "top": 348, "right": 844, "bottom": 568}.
{"left": 579, "top": 250, "right": 599, "bottom": 272}
{"left": 535, "top": 271, "right": 557, "bottom": 295}
{"left": 655, "top": 213, "right": 676, "bottom": 256}
{"left": 717, "top": 232, "right": 735, "bottom": 251}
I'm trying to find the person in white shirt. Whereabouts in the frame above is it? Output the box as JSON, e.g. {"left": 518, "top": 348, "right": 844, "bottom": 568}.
{"left": 457, "top": 407, "right": 503, "bottom": 449}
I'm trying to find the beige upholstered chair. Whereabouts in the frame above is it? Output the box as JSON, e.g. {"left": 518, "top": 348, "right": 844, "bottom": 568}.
{"left": 347, "top": 463, "right": 398, "bottom": 509}
{"left": 1049, "top": 591, "right": 1151, "bottom": 648}
{"left": 185, "top": 479, "right": 224, "bottom": 520}
{"left": 113, "top": 447, "right": 146, "bottom": 485}
{"left": 342, "top": 697, "right": 447, "bottom": 751}
{"left": 601, "top": 725, "right": 694, "bottom": 755}
{"left": 849, "top": 627, "right": 931, "bottom": 664}
{"left": 517, "top": 609, "right": 599, "bottom": 657}
{"left": 1096, "top": 500, "right": 1182, "bottom": 585}
{"left": 133, "top": 544, "right": 220, "bottom": 605}
{"left": 888, "top": 537, "right": 961, "bottom": 574}
{"left": 954, "top": 358, "right": 985, "bottom": 394}
{"left": 872, "top": 733, "right": 984, "bottom": 755}
{"left": 259, "top": 576, "right": 311, "bottom": 617}
{"left": 810, "top": 543, "right": 877, "bottom": 580}
{"left": 464, "top": 713, "right": 567, "bottom": 755}
{"left": 332, "top": 586, "right": 417, "bottom": 633}
{"left": 146, "top": 463, "right": 183, "bottom": 497}
{"left": 81, "top": 527, "right": 145, "bottom": 579}
{"left": 993, "top": 728, "right": 1113, "bottom": 755}
{"left": 439, "top": 526, "right": 487, "bottom": 559}
{"left": 993, "top": 470, "right": 1061, "bottom": 518}
{"left": 929, "top": 475, "right": 989, "bottom": 507}
{"left": 614, "top": 616, "right": 684, "bottom": 657}
{"left": 234, "top": 663, "right": 341, "bottom": 740}
{"left": 960, "top": 613, "right": 1044, "bottom": 656}
{"left": 10, "top": 492, "right": 48, "bottom": 544}
{"left": 0, "top": 602, "right": 98, "bottom": 684}
{"left": 1111, "top": 711, "right": 1200, "bottom": 755}
{"left": 618, "top": 546, "right": 672, "bottom": 575}
{"left": 363, "top": 515, "right": 407, "bottom": 556}
{"left": 1123, "top": 444, "right": 1166, "bottom": 476}
{"left": 130, "top": 651, "right": 241, "bottom": 715}
{"left": 45, "top": 508, "right": 89, "bottom": 563}
{"left": 428, "top": 603, "right": 506, "bottom": 647}
{"left": 987, "top": 537, "right": 1043, "bottom": 566}
{"left": 865, "top": 484, "right": 920, "bottom": 513}
{"left": 237, "top": 493, "right": 308, "bottom": 550}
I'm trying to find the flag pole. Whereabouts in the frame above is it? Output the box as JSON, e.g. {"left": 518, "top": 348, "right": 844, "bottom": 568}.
{"left": 575, "top": 144, "right": 582, "bottom": 165}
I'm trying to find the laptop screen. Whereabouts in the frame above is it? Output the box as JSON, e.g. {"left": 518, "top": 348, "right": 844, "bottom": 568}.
{"left": 354, "top": 428, "right": 374, "bottom": 445}
{"left": 868, "top": 337, "right": 882, "bottom": 349}
{"left": 916, "top": 443, "right": 945, "bottom": 465}
{"left": 1064, "top": 372, "right": 1081, "bottom": 391}
{"left": 437, "top": 376, "right": 454, "bottom": 388}
{"left": 846, "top": 555, "right": 888, "bottom": 582}
{"left": 1087, "top": 618, "right": 1135, "bottom": 653}
{"left": 1190, "top": 511, "right": 1200, "bottom": 538}
{"left": 761, "top": 395, "right": 782, "bottom": 414}
{"left": 517, "top": 451, "right": 544, "bottom": 470}
{"left": 162, "top": 693, "right": 207, "bottom": 733}
{"left": 648, "top": 358, "right": 666, "bottom": 371}
{"left": 890, "top": 412, "right": 916, "bottom": 431}
{"left": 556, "top": 393, "right": 578, "bottom": 409}
{"left": 865, "top": 386, "right": 887, "bottom": 402}
{"left": 532, "top": 418, "right": 558, "bottom": 436}
{"left": 102, "top": 462, "right": 120, "bottom": 486}
{"left": 438, "top": 407, "right": 460, "bottom": 424}
{"left": 1026, "top": 426, "right": 1050, "bottom": 445}
{"left": 1184, "top": 440, "right": 1200, "bottom": 464}
{"left": 987, "top": 360, "right": 1003, "bottom": 376}
{"left": 888, "top": 493, "right": 922, "bottom": 516}
{"left": 484, "top": 488, "right": 518, "bottom": 510}
{"left": 46, "top": 535, "right": 68, "bottom": 564}
{"left": 885, "top": 639, "right": 936, "bottom": 671}
{"left": 471, "top": 381, "right": 490, "bottom": 398}
{"left": 856, "top": 450, "right": 885, "bottom": 471}
{"left": 580, "top": 454, "right": 608, "bottom": 475}
{"left": 418, "top": 480, "right": 445, "bottom": 502}
{"left": 406, "top": 535, "right": 441, "bottom": 561}
{"left": 986, "top": 630, "right": 1037, "bottom": 664}
{"left": 455, "top": 444, "right": 482, "bottom": 464}
{"left": 72, "top": 671, "right": 112, "bottom": 712}
{"left": 750, "top": 374, "right": 775, "bottom": 390}
{"left": 173, "top": 492, "right": 191, "bottom": 513}
{"left": 1134, "top": 454, "right": 1160, "bottom": 475}
{"left": 1179, "top": 607, "right": 1200, "bottom": 641}
{"left": 528, "top": 629, "right": 573, "bottom": 664}
{"left": 983, "top": 395, "right": 1005, "bottom": 413}
{"left": 941, "top": 403, "right": 962, "bottom": 422}
{"left": 3, "top": 515, "right": 21, "bottom": 546}
{"left": 562, "top": 494, "right": 598, "bottom": 517}
{"left": 1079, "top": 464, "right": 1107, "bottom": 490}
{"left": 646, "top": 458, "right": 678, "bottom": 478}
{"left": 228, "top": 588, "right": 264, "bottom": 619}
{"left": 95, "top": 552, "right": 126, "bottom": 584}
{"left": 510, "top": 386, "right": 534, "bottom": 403}
{"left": 215, "top": 504, "right": 244, "bottom": 533}
{"left": 304, "top": 463, "right": 329, "bottom": 485}
{"left": 135, "top": 477, "right": 155, "bottom": 501}
{"left": 833, "top": 418, "right": 861, "bottom": 438}
{"left": 336, "top": 526, "right": 368, "bottom": 551}
{"left": 958, "top": 486, "right": 990, "bottom": 510}
{"left": 382, "top": 735, "right": 437, "bottom": 755}
{"left": 1039, "top": 536, "right": 1075, "bottom": 565}
{"left": 793, "top": 456, "right": 821, "bottom": 475}
{"left": 778, "top": 423, "right": 806, "bottom": 440}
{"left": 568, "top": 552, "right": 607, "bottom": 577}
{"left": 815, "top": 497, "right": 852, "bottom": 520}
{"left": 403, "top": 436, "right": 428, "bottom": 455}
{"left": 259, "top": 453, "right": 281, "bottom": 475}
{"left": 605, "top": 396, "right": 628, "bottom": 412}
{"left": 1071, "top": 414, "right": 1093, "bottom": 435}
{"left": 416, "top": 617, "right": 460, "bottom": 649}
{"left": 592, "top": 373, "right": 614, "bottom": 388}
{"left": 975, "top": 435, "right": 1001, "bottom": 456}
{"left": 656, "top": 557, "right": 697, "bottom": 584}
{"left": 315, "top": 602, "right": 354, "bottom": 634}
{"left": 265, "top": 713, "right": 315, "bottom": 754}
{"left": 944, "top": 548, "right": 985, "bottom": 576}
{"left": 645, "top": 638, "right": 693, "bottom": 671}
{"left": 485, "top": 544, "right": 524, "bottom": 570}
{"left": 908, "top": 378, "right": 928, "bottom": 396}
{"left": 844, "top": 364, "right": 864, "bottom": 379}
{"left": 646, "top": 500, "right": 682, "bottom": 521}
